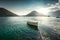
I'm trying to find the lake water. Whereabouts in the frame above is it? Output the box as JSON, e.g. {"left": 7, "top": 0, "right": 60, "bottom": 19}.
{"left": 0, "top": 17, "right": 60, "bottom": 40}
{"left": 0, "top": 17, "right": 41, "bottom": 40}
{"left": 38, "top": 17, "right": 60, "bottom": 40}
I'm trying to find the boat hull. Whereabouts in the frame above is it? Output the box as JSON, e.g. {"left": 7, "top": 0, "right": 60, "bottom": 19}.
{"left": 27, "top": 21, "right": 38, "bottom": 27}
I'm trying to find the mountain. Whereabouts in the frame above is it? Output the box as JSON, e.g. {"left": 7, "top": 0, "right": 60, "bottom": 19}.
{"left": 0, "top": 8, "right": 18, "bottom": 16}
{"left": 49, "top": 10, "right": 60, "bottom": 17}
{"left": 26, "top": 11, "right": 47, "bottom": 17}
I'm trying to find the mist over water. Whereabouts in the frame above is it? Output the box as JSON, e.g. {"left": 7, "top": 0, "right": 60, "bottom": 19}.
{"left": 38, "top": 17, "right": 60, "bottom": 40}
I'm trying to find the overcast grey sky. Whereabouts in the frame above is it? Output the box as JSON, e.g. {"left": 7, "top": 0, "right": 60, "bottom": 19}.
{"left": 0, "top": 0, "right": 58, "bottom": 15}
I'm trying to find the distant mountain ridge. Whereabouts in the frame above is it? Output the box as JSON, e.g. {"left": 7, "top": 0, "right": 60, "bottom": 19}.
{"left": 26, "top": 11, "right": 47, "bottom": 17}
{"left": 0, "top": 8, "right": 49, "bottom": 17}
{"left": 0, "top": 8, "right": 18, "bottom": 16}
{"left": 49, "top": 10, "right": 60, "bottom": 17}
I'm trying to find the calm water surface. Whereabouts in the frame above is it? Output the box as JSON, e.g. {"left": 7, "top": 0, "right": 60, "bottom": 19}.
{"left": 0, "top": 17, "right": 41, "bottom": 40}
{"left": 0, "top": 17, "right": 60, "bottom": 40}
{"left": 38, "top": 17, "right": 60, "bottom": 40}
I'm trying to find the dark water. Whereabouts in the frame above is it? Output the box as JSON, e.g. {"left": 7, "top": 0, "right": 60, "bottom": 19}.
{"left": 0, "top": 17, "right": 41, "bottom": 40}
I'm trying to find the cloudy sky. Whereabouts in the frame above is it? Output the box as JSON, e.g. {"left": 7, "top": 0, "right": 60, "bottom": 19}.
{"left": 0, "top": 0, "right": 58, "bottom": 15}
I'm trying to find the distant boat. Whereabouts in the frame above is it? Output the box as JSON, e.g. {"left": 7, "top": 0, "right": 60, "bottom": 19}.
{"left": 27, "top": 20, "right": 38, "bottom": 27}
{"left": 56, "top": 16, "right": 60, "bottom": 18}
